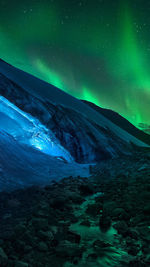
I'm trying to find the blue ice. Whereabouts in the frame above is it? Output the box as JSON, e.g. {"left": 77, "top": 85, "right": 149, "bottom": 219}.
{"left": 0, "top": 96, "right": 73, "bottom": 162}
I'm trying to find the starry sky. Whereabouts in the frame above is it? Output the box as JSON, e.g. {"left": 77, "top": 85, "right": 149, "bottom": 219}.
{"left": 0, "top": 0, "right": 150, "bottom": 129}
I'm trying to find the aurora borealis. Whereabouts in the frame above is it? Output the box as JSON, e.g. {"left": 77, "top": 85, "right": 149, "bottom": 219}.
{"left": 0, "top": 0, "right": 150, "bottom": 129}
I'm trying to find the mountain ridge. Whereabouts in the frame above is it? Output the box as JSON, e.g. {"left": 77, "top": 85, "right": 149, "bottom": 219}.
{"left": 0, "top": 58, "right": 148, "bottom": 148}
{"left": 82, "top": 100, "right": 150, "bottom": 146}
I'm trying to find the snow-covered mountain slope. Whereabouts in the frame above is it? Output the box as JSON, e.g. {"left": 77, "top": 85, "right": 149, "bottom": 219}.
{"left": 0, "top": 59, "right": 148, "bottom": 148}
{"left": 82, "top": 100, "right": 150, "bottom": 146}
{"left": 0, "top": 59, "right": 149, "bottom": 191}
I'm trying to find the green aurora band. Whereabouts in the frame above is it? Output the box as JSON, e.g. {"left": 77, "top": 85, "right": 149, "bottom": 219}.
{"left": 0, "top": 0, "right": 150, "bottom": 129}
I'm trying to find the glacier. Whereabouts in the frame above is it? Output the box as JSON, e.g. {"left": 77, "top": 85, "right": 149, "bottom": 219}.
{"left": 0, "top": 95, "right": 73, "bottom": 162}
{"left": 0, "top": 95, "right": 90, "bottom": 192}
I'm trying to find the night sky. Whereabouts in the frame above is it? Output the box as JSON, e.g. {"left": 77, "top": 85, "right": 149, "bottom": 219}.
{"left": 0, "top": 0, "right": 150, "bottom": 128}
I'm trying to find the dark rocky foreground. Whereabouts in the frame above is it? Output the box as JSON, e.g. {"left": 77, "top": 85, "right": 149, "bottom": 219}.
{"left": 0, "top": 150, "right": 150, "bottom": 267}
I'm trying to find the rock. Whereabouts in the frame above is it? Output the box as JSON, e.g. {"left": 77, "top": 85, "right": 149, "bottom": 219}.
{"left": 0, "top": 247, "right": 8, "bottom": 266}
{"left": 55, "top": 240, "right": 82, "bottom": 258}
{"left": 143, "top": 203, "right": 150, "bottom": 215}
{"left": 80, "top": 219, "right": 91, "bottom": 227}
{"left": 37, "top": 242, "right": 49, "bottom": 252}
{"left": 13, "top": 240, "right": 25, "bottom": 253}
{"left": 79, "top": 184, "right": 94, "bottom": 196}
{"left": 140, "top": 191, "right": 150, "bottom": 201}
{"left": 138, "top": 226, "right": 150, "bottom": 241}
{"left": 86, "top": 203, "right": 101, "bottom": 216}
{"left": 14, "top": 224, "right": 26, "bottom": 235}
{"left": 111, "top": 207, "right": 129, "bottom": 220}
{"left": 24, "top": 245, "right": 32, "bottom": 253}
{"left": 37, "top": 230, "right": 54, "bottom": 241}
{"left": 67, "top": 231, "right": 81, "bottom": 244}
{"left": 125, "top": 236, "right": 133, "bottom": 246}
{"left": 33, "top": 208, "right": 49, "bottom": 218}
{"left": 114, "top": 221, "right": 128, "bottom": 236}
{"left": 99, "top": 215, "right": 111, "bottom": 232}
{"left": 102, "top": 201, "right": 117, "bottom": 215}
{"left": 51, "top": 197, "right": 66, "bottom": 210}
{"left": 93, "top": 239, "right": 110, "bottom": 250}
{"left": 32, "top": 218, "right": 48, "bottom": 231}
{"left": 142, "top": 245, "right": 150, "bottom": 255}
{"left": 7, "top": 259, "right": 14, "bottom": 267}
{"left": 70, "top": 195, "right": 83, "bottom": 204}
{"left": 87, "top": 253, "right": 98, "bottom": 260}
{"left": 138, "top": 165, "right": 148, "bottom": 172}
{"left": 22, "top": 231, "right": 38, "bottom": 247}
{"left": 130, "top": 214, "right": 145, "bottom": 226}
{"left": 127, "top": 229, "right": 139, "bottom": 240}
{"left": 129, "top": 259, "right": 146, "bottom": 266}
{"left": 127, "top": 244, "right": 140, "bottom": 256}
{"left": 146, "top": 254, "right": 150, "bottom": 264}
{"left": 14, "top": 261, "right": 29, "bottom": 267}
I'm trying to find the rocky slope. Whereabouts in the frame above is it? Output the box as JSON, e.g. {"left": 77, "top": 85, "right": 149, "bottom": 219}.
{"left": 0, "top": 149, "right": 150, "bottom": 266}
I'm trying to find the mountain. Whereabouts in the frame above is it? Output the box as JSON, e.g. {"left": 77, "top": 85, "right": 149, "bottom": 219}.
{"left": 0, "top": 59, "right": 149, "bottom": 191}
{"left": 138, "top": 123, "right": 150, "bottom": 135}
{"left": 82, "top": 100, "right": 150, "bottom": 146}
